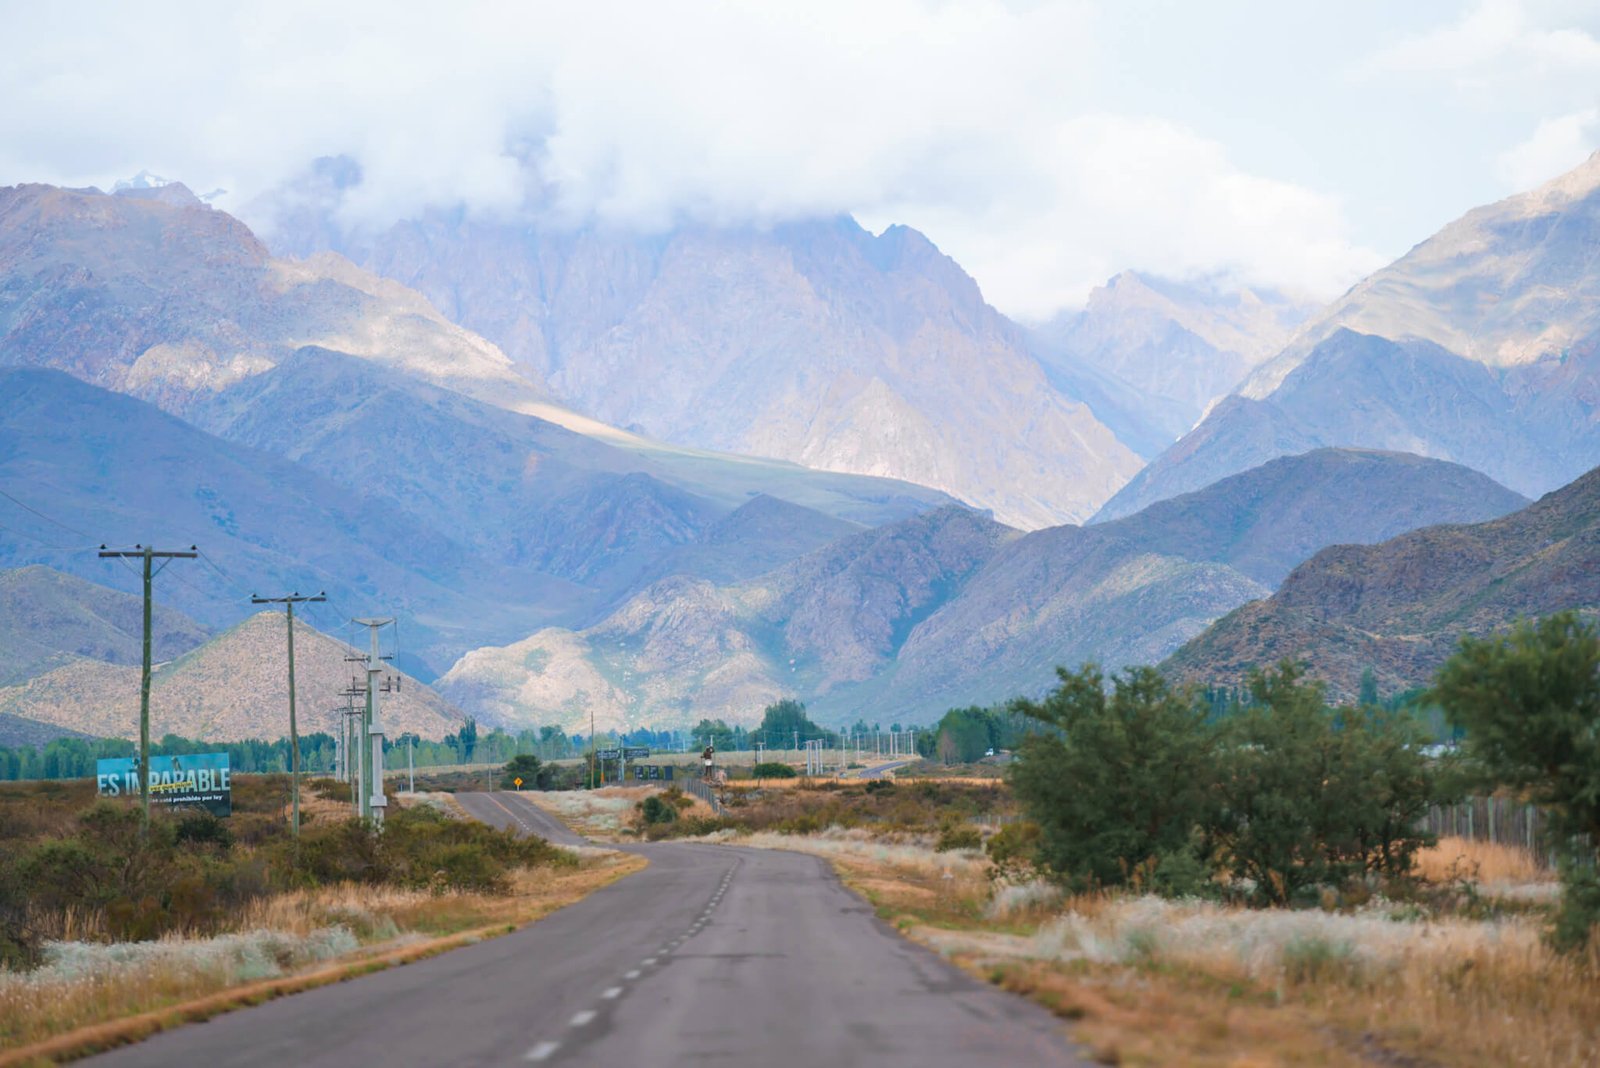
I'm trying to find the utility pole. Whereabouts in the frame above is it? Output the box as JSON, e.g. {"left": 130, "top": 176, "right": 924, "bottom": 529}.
{"left": 251, "top": 591, "right": 326, "bottom": 839}
{"left": 98, "top": 544, "right": 196, "bottom": 831}
{"left": 348, "top": 618, "right": 395, "bottom": 825}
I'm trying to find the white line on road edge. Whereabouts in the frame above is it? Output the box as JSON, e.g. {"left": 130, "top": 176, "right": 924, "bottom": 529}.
{"left": 603, "top": 987, "right": 623, "bottom": 999}
{"left": 570, "top": 1010, "right": 597, "bottom": 1027}
{"left": 526, "top": 1041, "right": 561, "bottom": 1062}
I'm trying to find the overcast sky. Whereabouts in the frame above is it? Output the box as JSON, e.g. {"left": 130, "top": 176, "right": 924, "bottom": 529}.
{"left": 3, "top": 0, "right": 1597, "bottom": 320}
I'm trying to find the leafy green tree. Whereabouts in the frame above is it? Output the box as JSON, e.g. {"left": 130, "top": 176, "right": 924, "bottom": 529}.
{"left": 501, "top": 753, "right": 543, "bottom": 790}
{"left": 755, "top": 700, "right": 825, "bottom": 746}
{"left": 1010, "top": 665, "right": 1220, "bottom": 892}
{"left": 692, "top": 718, "right": 736, "bottom": 750}
{"left": 1432, "top": 612, "right": 1600, "bottom": 950}
{"left": 1217, "top": 663, "right": 1439, "bottom": 905}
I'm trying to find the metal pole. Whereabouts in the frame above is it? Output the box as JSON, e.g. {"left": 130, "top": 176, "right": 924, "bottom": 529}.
{"left": 408, "top": 734, "right": 414, "bottom": 793}
{"left": 287, "top": 600, "right": 299, "bottom": 837}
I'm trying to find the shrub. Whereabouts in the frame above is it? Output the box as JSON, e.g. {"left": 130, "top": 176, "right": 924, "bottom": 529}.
{"left": 985, "top": 821, "right": 1042, "bottom": 883}
{"left": 1010, "top": 665, "right": 1221, "bottom": 893}
{"left": 935, "top": 821, "right": 982, "bottom": 852}
{"left": 639, "top": 795, "right": 679, "bottom": 826}
{"left": 1216, "top": 664, "right": 1440, "bottom": 905}
{"left": 753, "top": 762, "right": 797, "bottom": 779}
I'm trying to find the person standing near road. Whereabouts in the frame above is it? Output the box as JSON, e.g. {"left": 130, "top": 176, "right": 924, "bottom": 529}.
{"left": 702, "top": 744, "right": 715, "bottom": 780}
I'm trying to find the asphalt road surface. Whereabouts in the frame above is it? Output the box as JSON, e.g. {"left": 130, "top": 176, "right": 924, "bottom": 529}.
{"left": 858, "top": 759, "right": 915, "bottom": 779}
{"left": 88, "top": 791, "right": 1085, "bottom": 1067}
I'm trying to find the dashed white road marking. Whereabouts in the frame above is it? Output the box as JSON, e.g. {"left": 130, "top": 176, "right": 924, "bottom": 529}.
{"left": 642, "top": 957, "right": 657, "bottom": 966}
{"left": 526, "top": 1040, "right": 561, "bottom": 1062}
{"left": 603, "top": 987, "right": 623, "bottom": 999}
{"left": 625, "top": 969, "right": 641, "bottom": 979}
{"left": 570, "top": 1010, "right": 597, "bottom": 1027}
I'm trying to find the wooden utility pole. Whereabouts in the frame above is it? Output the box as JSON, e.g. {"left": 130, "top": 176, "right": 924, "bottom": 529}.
{"left": 251, "top": 592, "right": 326, "bottom": 838}
{"left": 98, "top": 544, "right": 196, "bottom": 831}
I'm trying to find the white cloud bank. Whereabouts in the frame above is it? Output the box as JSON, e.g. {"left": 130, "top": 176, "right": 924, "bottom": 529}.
{"left": 0, "top": 0, "right": 1476, "bottom": 318}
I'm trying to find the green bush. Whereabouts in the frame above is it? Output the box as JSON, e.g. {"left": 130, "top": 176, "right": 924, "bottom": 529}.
{"left": 639, "top": 795, "right": 679, "bottom": 826}
{"left": 935, "top": 821, "right": 982, "bottom": 852}
{"left": 753, "top": 762, "right": 797, "bottom": 779}
{"left": 1010, "top": 665, "right": 1221, "bottom": 893}
{"left": 1216, "top": 664, "right": 1439, "bottom": 905}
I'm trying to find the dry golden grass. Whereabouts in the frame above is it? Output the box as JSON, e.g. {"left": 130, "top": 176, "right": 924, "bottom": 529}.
{"left": 0, "top": 854, "right": 645, "bottom": 1063}
{"left": 1414, "top": 834, "right": 1553, "bottom": 886}
{"left": 727, "top": 829, "right": 1598, "bottom": 1067}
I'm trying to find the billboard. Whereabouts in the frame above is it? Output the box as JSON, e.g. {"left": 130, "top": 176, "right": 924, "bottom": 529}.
{"left": 96, "top": 753, "right": 232, "bottom": 817}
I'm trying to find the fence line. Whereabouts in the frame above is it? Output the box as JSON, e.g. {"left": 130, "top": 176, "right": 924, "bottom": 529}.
{"left": 1420, "top": 797, "right": 1579, "bottom": 868}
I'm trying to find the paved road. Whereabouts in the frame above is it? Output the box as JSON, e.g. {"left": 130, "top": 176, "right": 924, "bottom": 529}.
{"left": 859, "top": 759, "right": 915, "bottom": 778}
{"left": 89, "top": 792, "right": 1084, "bottom": 1067}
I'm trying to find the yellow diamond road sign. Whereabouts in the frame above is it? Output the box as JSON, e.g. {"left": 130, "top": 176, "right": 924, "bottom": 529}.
{"left": 514, "top": 777, "right": 523, "bottom": 788}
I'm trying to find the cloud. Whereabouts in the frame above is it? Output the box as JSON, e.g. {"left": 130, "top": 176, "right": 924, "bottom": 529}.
{"left": 0, "top": 0, "right": 1380, "bottom": 316}
{"left": 1362, "top": 0, "right": 1600, "bottom": 81}
{"left": 1495, "top": 108, "right": 1600, "bottom": 189}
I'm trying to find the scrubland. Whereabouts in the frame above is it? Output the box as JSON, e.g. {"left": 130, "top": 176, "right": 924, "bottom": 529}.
{"left": 0, "top": 776, "right": 640, "bottom": 1060}
{"left": 684, "top": 777, "right": 1597, "bottom": 1067}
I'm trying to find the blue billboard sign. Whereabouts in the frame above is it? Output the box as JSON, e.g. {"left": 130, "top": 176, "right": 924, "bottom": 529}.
{"left": 96, "top": 753, "right": 232, "bottom": 816}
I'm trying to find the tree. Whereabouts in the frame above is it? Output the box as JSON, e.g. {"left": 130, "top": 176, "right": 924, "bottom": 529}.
{"left": 1010, "top": 665, "right": 1220, "bottom": 892}
{"left": 457, "top": 718, "right": 479, "bottom": 764}
{"left": 1432, "top": 613, "right": 1600, "bottom": 950}
{"left": 501, "top": 753, "right": 543, "bottom": 790}
{"left": 692, "top": 718, "right": 736, "bottom": 751}
{"left": 1218, "top": 663, "right": 1439, "bottom": 905}
{"left": 755, "top": 700, "right": 824, "bottom": 746}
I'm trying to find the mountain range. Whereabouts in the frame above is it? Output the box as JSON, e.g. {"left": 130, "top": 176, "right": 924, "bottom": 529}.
{"left": 1097, "top": 151, "right": 1600, "bottom": 520}
{"left": 437, "top": 448, "right": 1526, "bottom": 733}
{"left": 260, "top": 162, "right": 1163, "bottom": 527}
{"left": 0, "top": 606, "right": 461, "bottom": 743}
{"left": 1166, "top": 462, "right": 1600, "bottom": 699}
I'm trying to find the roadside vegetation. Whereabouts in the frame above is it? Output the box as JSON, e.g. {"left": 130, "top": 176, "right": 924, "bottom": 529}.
{"left": 635, "top": 613, "right": 1599, "bottom": 1065}
{"left": 0, "top": 773, "right": 637, "bottom": 1056}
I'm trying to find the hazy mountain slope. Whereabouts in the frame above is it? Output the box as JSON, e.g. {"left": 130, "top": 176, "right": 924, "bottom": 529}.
{"left": 1031, "top": 271, "right": 1315, "bottom": 456}
{"left": 188, "top": 349, "right": 885, "bottom": 605}
{"left": 438, "top": 449, "right": 1522, "bottom": 730}
{"left": 1248, "top": 150, "right": 1600, "bottom": 394}
{"left": 0, "top": 182, "right": 546, "bottom": 411}
{"left": 0, "top": 367, "right": 541, "bottom": 672}
{"left": 0, "top": 181, "right": 948, "bottom": 541}
{"left": 1097, "top": 448, "right": 1529, "bottom": 585}
{"left": 1166, "top": 465, "right": 1600, "bottom": 698}
{"left": 0, "top": 565, "right": 210, "bottom": 686}
{"left": 1094, "top": 153, "right": 1600, "bottom": 520}
{"left": 0, "top": 612, "right": 462, "bottom": 742}
{"left": 264, "top": 179, "right": 1142, "bottom": 527}
{"left": 0, "top": 712, "right": 99, "bottom": 748}
{"left": 436, "top": 506, "right": 1014, "bottom": 732}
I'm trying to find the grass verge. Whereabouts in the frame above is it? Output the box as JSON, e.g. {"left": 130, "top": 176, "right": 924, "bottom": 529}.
{"left": 0, "top": 853, "right": 645, "bottom": 1065}
{"left": 721, "top": 829, "right": 1598, "bottom": 1066}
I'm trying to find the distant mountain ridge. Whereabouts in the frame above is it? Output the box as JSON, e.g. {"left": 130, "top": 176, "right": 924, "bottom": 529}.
{"left": 437, "top": 448, "right": 1526, "bottom": 732}
{"left": 0, "top": 608, "right": 463, "bottom": 742}
{"left": 1166, "top": 463, "right": 1600, "bottom": 698}
{"left": 1095, "top": 152, "right": 1600, "bottom": 520}
{"left": 1031, "top": 271, "right": 1316, "bottom": 457}
{"left": 0, "top": 566, "right": 211, "bottom": 686}
{"left": 260, "top": 168, "right": 1144, "bottom": 527}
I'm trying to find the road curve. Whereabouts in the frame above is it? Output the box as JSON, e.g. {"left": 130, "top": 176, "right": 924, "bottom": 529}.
{"left": 87, "top": 791, "right": 1085, "bottom": 1067}
{"left": 859, "top": 759, "right": 915, "bottom": 779}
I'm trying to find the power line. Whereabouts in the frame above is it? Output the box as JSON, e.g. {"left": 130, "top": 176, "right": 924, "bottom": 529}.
{"left": 0, "top": 487, "right": 95, "bottom": 540}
